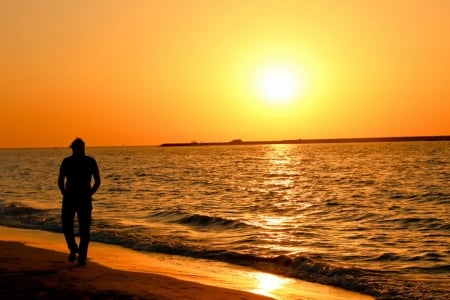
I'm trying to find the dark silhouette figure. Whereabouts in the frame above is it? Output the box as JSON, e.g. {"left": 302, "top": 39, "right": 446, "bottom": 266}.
{"left": 58, "top": 138, "right": 100, "bottom": 265}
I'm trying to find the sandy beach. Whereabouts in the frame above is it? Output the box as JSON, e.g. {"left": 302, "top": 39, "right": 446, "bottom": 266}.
{"left": 0, "top": 240, "right": 273, "bottom": 300}
{"left": 0, "top": 226, "right": 373, "bottom": 299}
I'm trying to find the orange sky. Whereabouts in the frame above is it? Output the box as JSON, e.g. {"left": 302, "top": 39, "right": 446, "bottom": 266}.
{"left": 1, "top": 0, "right": 449, "bottom": 148}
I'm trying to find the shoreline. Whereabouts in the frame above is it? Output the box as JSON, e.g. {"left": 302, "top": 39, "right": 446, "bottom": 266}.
{"left": 0, "top": 241, "right": 271, "bottom": 300}
{"left": 0, "top": 226, "right": 373, "bottom": 300}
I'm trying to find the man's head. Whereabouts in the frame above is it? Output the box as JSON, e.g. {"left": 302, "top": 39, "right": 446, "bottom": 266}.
{"left": 70, "top": 138, "right": 85, "bottom": 155}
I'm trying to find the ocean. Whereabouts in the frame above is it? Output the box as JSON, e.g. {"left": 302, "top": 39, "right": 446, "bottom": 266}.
{"left": 0, "top": 142, "right": 448, "bottom": 299}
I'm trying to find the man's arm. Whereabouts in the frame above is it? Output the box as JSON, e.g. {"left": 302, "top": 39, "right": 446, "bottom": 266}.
{"left": 58, "top": 163, "right": 66, "bottom": 196}
{"left": 90, "top": 161, "right": 101, "bottom": 196}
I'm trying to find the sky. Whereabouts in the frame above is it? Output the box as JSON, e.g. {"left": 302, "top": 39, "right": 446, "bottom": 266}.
{"left": 1, "top": 0, "right": 449, "bottom": 148}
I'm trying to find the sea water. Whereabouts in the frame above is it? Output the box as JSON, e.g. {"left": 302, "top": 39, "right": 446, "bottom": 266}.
{"left": 0, "top": 142, "right": 448, "bottom": 299}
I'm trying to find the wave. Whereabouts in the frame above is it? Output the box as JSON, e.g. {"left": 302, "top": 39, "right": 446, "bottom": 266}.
{"left": 0, "top": 202, "right": 43, "bottom": 215}
{"left": 177, "top": 214, "right": 251, "bottom": 229}
{"left": 0, "top": 202, "right": 61, "bottom": 232}
{"left": 384, "top": 216, "right": 448, "bottom": 231}
{"left": 148, "top": 210, "right": 253, "bottom": 230}
{"left": 0, "top": 201, "right": 447, "bottom": 299}
{"left": 86, "top": 228, "right": 435, "bottom": 299}
{"left": 86, "top": 227, "right": 386, "bottom": 298}
{"left": 0, "top": 202, "right": 383, "bottom": 296}
{"left": 373, "top": 252, "right": 404, "bottom": 262}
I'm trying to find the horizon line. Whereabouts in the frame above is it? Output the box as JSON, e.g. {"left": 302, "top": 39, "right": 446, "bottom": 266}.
{"left": 160, "top": 135, "right": 450, "bottom": 147}
{"left": 1, "top": 134, "right": 449, "bottom": 150}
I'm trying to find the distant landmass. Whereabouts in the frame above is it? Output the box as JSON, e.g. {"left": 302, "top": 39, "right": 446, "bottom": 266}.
{"left": 160, "top": 135, "right": 450, "bottom": 147}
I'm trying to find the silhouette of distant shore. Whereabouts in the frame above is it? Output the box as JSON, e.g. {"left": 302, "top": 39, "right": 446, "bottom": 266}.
{"left": 160, "top": 136, "right": 450, "bottom": 147}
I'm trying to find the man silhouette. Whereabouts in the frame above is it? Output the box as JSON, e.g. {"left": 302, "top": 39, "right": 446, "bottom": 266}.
{"left": 58, "top": 138, "right": 100, "bottom": 265}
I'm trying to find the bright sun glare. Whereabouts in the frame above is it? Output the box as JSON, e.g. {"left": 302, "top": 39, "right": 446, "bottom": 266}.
{"left": 254, "top": 65, "right": 303, "bottom": 104}
{"left": 250, "top": 272, "right": 293, "bottom": 298}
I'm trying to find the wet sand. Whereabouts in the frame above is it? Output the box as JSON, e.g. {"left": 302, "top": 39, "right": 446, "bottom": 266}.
{"left": 0, "top": 241, "right": 273, "bottom": 299}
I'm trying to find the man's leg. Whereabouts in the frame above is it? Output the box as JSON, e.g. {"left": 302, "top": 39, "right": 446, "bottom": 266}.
{"left": 62, "top": 201, "right": 78, "bottom": 261}
{"left": 77, "top": 203, "right": 92, "bottom": 265}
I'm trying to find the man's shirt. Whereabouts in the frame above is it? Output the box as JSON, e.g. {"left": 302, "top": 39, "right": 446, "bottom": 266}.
{"left": 60, "top": 154, "right": 99, "bottom": 200}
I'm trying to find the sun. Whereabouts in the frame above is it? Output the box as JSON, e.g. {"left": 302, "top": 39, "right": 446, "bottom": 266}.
{"left": 254, "top": 65, "right": 303, "bottom": 104}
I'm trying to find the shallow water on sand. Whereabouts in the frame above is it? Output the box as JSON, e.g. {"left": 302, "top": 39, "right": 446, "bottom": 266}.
{"left": 1, "top": 226, "right": 372, "bottom": 300}
{"left": 0, "top": 142, "right": 449, "bottom": 299}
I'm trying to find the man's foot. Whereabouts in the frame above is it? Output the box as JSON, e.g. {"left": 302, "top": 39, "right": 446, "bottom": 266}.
{"left": 77, "top": 258, "right": 86, "bottom": 266}
{"left": 68, "top": 250, "right": 77, "bottom": 262}
{"left": 78, "top": 254, "right": 87, "bottom": 266}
